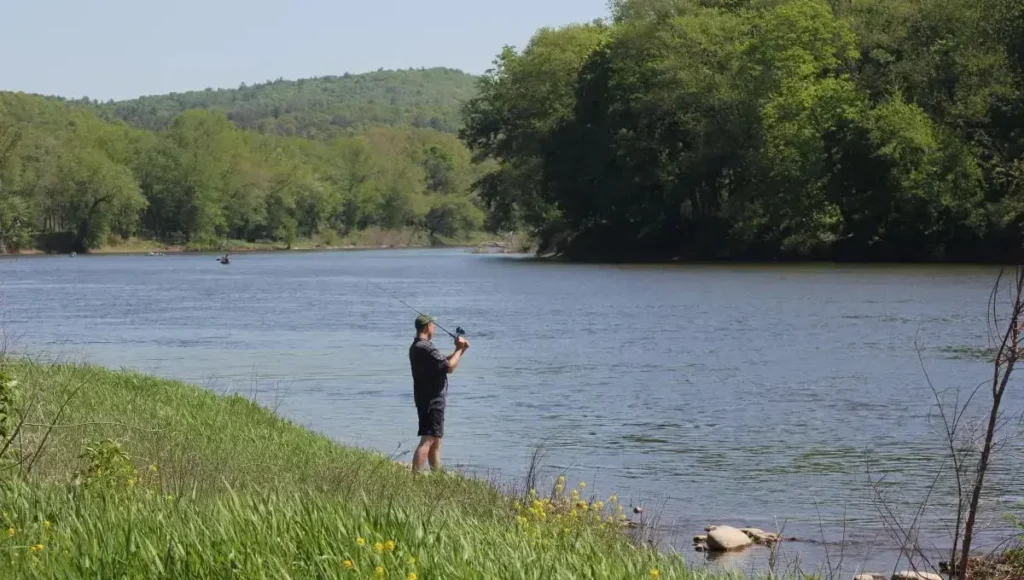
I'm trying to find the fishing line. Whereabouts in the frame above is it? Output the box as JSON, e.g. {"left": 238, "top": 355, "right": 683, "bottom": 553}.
{"left": 367, "top": 280, "right": 466, "bottom": 339}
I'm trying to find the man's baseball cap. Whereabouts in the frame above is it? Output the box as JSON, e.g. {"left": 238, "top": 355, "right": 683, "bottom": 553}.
{"left": 414, "top": 314, "right": 434, "bottom": 330}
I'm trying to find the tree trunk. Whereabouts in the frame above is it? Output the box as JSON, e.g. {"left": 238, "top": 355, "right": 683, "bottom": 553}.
{"left": 71, "top": 195, "right": 112, "bottom": 254}
{"left": 957, "top": 269, "right": 1023, "bottom": 580}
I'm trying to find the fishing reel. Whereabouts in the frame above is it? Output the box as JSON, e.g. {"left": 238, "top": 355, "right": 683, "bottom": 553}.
{"left": 455, "top": 326, "right": 466, "bottom": 337}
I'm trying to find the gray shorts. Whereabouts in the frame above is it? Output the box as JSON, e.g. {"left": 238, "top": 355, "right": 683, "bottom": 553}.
{"left": 416, "top": 402, "right": 445, "bottom": 438}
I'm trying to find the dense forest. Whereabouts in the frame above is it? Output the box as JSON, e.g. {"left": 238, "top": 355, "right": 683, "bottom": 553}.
{"left": 81, "top": 68, "right": 478, "bottom": 138}
{"left": 461, "top": 0, "right": 1024, "bottom": 261}
{"left": 6, "top": 0, "right": 1024, "bottom": 261}
{"left": 0, "top": 69, "right": 486, "bottom": 254}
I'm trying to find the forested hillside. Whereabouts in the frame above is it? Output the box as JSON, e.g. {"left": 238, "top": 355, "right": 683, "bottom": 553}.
{"left": 0, "top": 89, "right": 485, "bottom": 254}
{"left": 9, "top": 0, "right": 1024, "bottom": 262}
{"left": 461, "top": 0, "right": 1024, "bottom": 262}
{"left": 81, "top": 68, "right": 478, "bottom": 138}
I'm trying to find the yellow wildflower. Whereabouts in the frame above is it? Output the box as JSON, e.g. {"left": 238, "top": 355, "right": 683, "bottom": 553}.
{"left": 127, "top": 478, "right": 136, "bottom": 488}
{"left": 374, "top": 542, "right": 385, "bottom": 554}
{"left": 29, "top": 544, "right": 44, "bottom": 553}
{"left": 557, "top": 475, "right": 566, "bottom": 483}
{"left": 516, "top": 516, "right": 527, "bottom": 526}
{"left": 609, "top": 494, "right": 618, "bottom": 503}
{"left": 577, "top": 501, "right": 589, "bottom": 511}
{"left": 593, "top": 501, "right": 604, "bottom": 511}
{"left": 385, "top": 540, "right": 396, "bottom": 552}
{"left": 43, "top": 521, "right": 51, "bottom": 530}
{"left": 149, "top": 464, "right": 158, "bottom": 473}
{"left": 375, "top": 565, "right": 386, "bottom": 578}
{"left": 651, "top": 569, "right": 660, "bottom": 579}
{"left": 569, "top": 509, "right": 578, "bottom": 518}
{"left": 578, "top": 482, "right": 586, "bottom": 489}
{"left": 7, "top": 528, "right": 14, "bottom": 538}
{"left": 356, "top": 537, "right": 367, "bottom": 547}
{"left": 343, "top": 559, "right": 353, "bottom": 569}
{"left": 408, "top": 574, "right": 418, "bottom": 580}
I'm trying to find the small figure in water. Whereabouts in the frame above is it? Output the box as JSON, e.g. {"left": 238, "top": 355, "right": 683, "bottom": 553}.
{"left": 408, "top": 314, "right": 469, "bottom": 473}
{"left": 219, "top": 253, "right": 230, "bottom": 264}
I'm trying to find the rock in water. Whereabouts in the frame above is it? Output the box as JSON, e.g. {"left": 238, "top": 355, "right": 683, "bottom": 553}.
{"left": 740, "top": 527, "right": 781, "bottom": 544}
{"left": 854, "top": 574, "right": 885, "bottom": 580}
{"left": 893, "top": 571, "right": 942, "bottom": 580}
{"left": 706, "top": 525, "right": 754, "bottom": 551}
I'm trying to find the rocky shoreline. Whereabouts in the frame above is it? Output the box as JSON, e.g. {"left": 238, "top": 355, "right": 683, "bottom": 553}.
{"left": 692, "top": 524, "right": 1022, "bottom": 580}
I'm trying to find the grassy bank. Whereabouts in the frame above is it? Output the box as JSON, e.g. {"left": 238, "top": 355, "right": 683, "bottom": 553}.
{"left": 0, "top": 361, "right": 701, "bottom": 579}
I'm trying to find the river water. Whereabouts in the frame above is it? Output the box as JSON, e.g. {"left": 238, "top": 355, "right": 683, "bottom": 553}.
{"left": 1, "top": 249, "right": 1022, "bottom": 575}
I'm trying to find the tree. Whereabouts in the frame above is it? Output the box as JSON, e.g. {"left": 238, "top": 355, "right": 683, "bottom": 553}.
{"left": 51, "top": 147, "right": 145, "bottom": 253}
{"left": 460, "top": 23, "right": 608, "bottom": 236}
{"left": 1, "top": 82, "right": 489, "bottom": 255}
{"left": 0, "top": 121, "right": 30, "bottom": 253}
{"left": 139, "top": 111, "right": 248, "bottom": 244}
{"left": 424, "top": 196, "right": 484, "bottom": 239}
{"left": 421, "top": 145, "right": 457, "bottom": 194}
{"left": 460, "top": 0, "right": 1024, "bottom": 263}
{"left": 0, "top": 189, "right": 31, "bottom": 253}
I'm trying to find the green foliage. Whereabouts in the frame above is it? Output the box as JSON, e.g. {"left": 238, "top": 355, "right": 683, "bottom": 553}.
{"left": 0, "top": 88, "right": 488, "bottom": 253}
{"left": 80, "top": 68, "right": 478, "bottom": 137}
{"left": 0, "top": 123, "right": 31, "bottom": 253}
{"left": 0, "top": 361, "right": 702, "bottom": 579}
{"left": 73, "top": 439, "right": 138, "bottom": 491}
{"left": 0, "top": 191, "right": 32, "bottom": 253}
{"left": 460, "top": 24, "right": 608, "bottom": 237}
{"left": 424, "top": 196, "right": 484, "bottom": 239}
{"left": 462, "top": 0, "right": 1024, "bottom": 261}
{"left": 0, "top": 369, "right": 17, "bottom": 442}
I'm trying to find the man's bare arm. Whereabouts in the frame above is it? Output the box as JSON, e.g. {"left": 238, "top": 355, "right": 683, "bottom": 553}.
{"left": 446, "top": 337, "right": 470, "bottom": 374}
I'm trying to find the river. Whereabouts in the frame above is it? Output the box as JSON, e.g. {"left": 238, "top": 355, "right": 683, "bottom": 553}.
{"left": 1, "top": 249, "right": 1022, "bottom": 576}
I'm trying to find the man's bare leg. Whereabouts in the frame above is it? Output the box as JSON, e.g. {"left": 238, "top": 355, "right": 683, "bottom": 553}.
{"left": 428, "top": 438, "right": 443, "bottom": 471}
{"left": 413, "top": 436, "right": 435, "bottom": 473}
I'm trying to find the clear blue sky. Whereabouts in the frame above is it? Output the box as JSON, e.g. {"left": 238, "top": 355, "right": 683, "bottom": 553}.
{"left": 1, "top": 0, "right": 609, "bottom": 101}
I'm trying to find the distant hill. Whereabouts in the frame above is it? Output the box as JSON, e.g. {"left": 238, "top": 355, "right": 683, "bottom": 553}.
{"left": 83, "top": 67, "right": 479, "bottom": 138}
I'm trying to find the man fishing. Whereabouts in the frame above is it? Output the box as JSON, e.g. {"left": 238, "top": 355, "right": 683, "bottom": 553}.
{"left": 409, "top": 313, "right": 469, "bottom": 473}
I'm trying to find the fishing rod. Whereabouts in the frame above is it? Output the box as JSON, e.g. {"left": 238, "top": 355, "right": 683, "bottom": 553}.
{"left": 368, "top": 281, "right": 466, "bottom": 339}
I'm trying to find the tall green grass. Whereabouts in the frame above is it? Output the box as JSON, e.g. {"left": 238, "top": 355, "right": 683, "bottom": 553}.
{"left": 0, "top": 361, "right": 709, "bottom": 579}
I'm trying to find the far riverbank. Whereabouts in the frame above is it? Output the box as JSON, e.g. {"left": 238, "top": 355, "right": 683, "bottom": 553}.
{"left": 5, "top": 229, "right": 526, "bottom": 257}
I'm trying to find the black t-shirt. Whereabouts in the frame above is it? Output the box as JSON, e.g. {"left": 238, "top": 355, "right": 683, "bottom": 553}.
{"left": 409, "top": 337, "right": 449, "bottom": 407}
